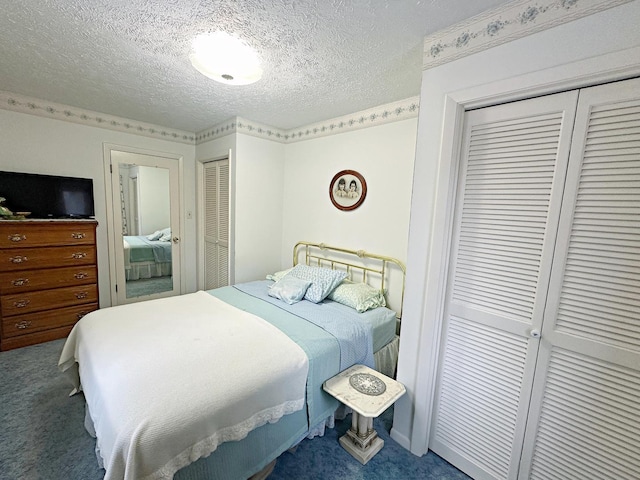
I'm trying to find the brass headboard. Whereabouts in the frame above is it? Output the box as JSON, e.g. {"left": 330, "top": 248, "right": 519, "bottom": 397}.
{"left": 293, "top": 241, "right": 406, "bottom": 320}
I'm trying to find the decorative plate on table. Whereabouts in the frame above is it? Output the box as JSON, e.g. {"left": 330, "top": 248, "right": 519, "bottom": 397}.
{"left": 349, "top": 373, "right": 386, "bottom": 396}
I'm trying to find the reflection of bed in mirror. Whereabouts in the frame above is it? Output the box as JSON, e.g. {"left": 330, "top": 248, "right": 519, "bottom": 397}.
{"left": 123, "top": 235, "right": 172, "bottom": 281}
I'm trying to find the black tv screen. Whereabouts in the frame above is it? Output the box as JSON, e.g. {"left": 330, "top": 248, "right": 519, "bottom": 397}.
{"left": 0, "top": 171, "right": 95, "bottom": 219}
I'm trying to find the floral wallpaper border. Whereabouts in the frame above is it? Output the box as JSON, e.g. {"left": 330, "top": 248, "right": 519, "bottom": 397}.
{"left": 423, "top": 0, "right": 633, "bottom": 69}
{"left": 0, "top": 91, "right": 195, "bottom": 144}
{"left": 196, "top": 96, "right": 420, "bottom": 145}
{"left": 1, "top": 88, "right": 418, "bottom": 146}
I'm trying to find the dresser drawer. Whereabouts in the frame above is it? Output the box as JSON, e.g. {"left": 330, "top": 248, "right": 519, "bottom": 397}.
{"left": 1, "top": 303, "right": 97, "bottom": 339}
{"left": 1, "top": 284, "right": 98, "bottom": 316}
{"left": 0, "top": 222, "right": 96, "bottom": 248}
{"left": 0, "top": 265, "right": 97, "bottom": 294}
{"left": 0, "top": 245, "right": 96, "bottom": 272}
{"left": 0, "top": 325, "right": 76, "bottom": 351}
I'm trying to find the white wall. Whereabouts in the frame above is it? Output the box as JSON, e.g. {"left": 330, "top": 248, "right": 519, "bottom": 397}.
{"left": 195, "top": 119, "right": 417, "bottom": 289}
{"left": 281, "top": 118, "right": 417, "bottom": 267}
{"left": 0, "top": 109, "right": 197, "bottom": 307}
{"left": 136, "top": 166, "right": 170, "bottom": 234}
{"left": 392, "top": 0, "right": 640, "bottom": 456}
{"left": 234, "top": 133, "right": 285, "bottom": 282}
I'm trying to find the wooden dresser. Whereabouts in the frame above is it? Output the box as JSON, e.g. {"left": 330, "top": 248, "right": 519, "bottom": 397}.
{"left": 0, "top": 220, "right": 98, "bottom": 351}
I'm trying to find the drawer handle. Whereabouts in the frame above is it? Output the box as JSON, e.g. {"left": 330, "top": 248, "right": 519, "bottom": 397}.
{"left": 11, "top": 278, "right": 30, "bottom": 287}
{"left": 77, "top": 311, "right": 89, "bottom": 320}
{"left": 71, "top": 252, "right": 87, "bottom": 259}
{"left": 74, "top": 272, "right": 89, "bottom": 279}
{"left": 71, "top": 232, "right": 86, "bottom": 239}
{"left": 15, "top": 320, "right": 32, "bottom": 330}
{"left": 9, "top": 256, "right": 28, "bottom": 264}
{"left": 8, "top": 234, "right": 27, "bottom": 242}
{"left": 75, "top": 292, "right": 88, "bottom": 299}
{"left": 13, "top": 299, "right": 30, "bottom": 308}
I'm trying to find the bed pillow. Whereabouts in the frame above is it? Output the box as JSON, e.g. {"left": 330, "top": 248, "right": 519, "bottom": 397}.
{"left": 327, "top": 280, "right": 387, "bottom": 313}
{"left": 159, "top": 228, "right": 172, "bottom": 242}
{"left": 287, "top": 264, "right": 347, "bottom": 303}
{"left": 268, "top": 276, "right": 312, "bottom": 305}
{"left": 146, "top": 230, "right": 162, "bottom": 241}
{"left": 266, "top": 268, "right": 293, "bottom": 282}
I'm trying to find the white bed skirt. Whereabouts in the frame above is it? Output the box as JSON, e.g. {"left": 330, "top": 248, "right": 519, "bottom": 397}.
{"left": 374, "top": 335, "right": 399, "bottom": 378}
{"left": 125, "top": 261, "right": 171, "bottom": 280}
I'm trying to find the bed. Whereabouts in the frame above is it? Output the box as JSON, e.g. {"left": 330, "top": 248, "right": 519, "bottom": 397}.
{"left": 58, "top": 241, "right": 405, "bottom": 480}
{"left": 123, "top": 233, "right": 172, "bottom": 281}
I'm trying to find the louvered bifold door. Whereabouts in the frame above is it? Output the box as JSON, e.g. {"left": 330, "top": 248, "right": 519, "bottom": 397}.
{"left": 519, "top": 78, "right": 640, "bottom": 480}
{"left": 430, "top": 91, "right": 579, "bottom": 480}
{"left": 203, "top": 159, "right": 230, "bottom": 290}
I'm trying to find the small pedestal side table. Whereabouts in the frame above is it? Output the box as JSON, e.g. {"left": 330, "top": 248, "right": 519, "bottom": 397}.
{"left": 323, "top": 364, "right": 406, "bottom": 465}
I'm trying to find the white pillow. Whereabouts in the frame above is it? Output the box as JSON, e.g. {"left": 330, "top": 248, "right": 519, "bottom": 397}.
{"left": 266, "top": 268, "right": 293, "bottom": 282}
{"left": 159, "top": 227, "right": 171, "bottom": 242}
{"left": 146, "top": 230, "right": 162, "bottom": 241}
{"left": 268, "top": 276, "right": 312, "bottom": 305}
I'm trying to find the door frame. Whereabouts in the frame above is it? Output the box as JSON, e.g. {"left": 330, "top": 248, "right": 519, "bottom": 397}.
{"left": 392, "top": 44, "right": 640, "bottom": 456}
{"left": 196, "top": 152, "right": 235, "bottom": 290}
{"left": 103, "top": 143, "right": 185, "bottom": 305}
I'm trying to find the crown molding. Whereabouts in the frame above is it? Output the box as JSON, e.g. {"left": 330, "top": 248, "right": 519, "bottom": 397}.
{"left": 0, "top": 91, "right": 196, "bottom": 144}
{"left": 196, "top": 96, "right": 420, "bottom": 145}
{"left": 195, "top": 117, "right": 288, "bottom": 144}
{"left": 423, "top": 0, "right": 634, "bottom": 69}
{"left": 1, "top": 89, "right": 419, "bottom": 147}
{"left": 284, "top": 96, "right": 420, "bottom": 143}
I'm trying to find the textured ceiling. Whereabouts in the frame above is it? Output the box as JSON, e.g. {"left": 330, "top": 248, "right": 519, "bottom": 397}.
{"left": 0, "top": 0, "right": 511, "bottom": 133}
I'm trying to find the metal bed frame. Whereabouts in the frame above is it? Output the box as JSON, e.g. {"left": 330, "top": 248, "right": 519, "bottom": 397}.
{"left": 293, "top": 241, "right": 406, "bottom": 320}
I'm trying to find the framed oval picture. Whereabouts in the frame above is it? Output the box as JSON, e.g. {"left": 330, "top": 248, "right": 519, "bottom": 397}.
{"left": 329, "top": 170, "right": 367, "bottom": 211}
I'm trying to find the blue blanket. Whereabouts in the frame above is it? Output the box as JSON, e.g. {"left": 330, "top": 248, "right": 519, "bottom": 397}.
{"left": 125, "top": 235, "right": 172, "bottom": 263}
{"left": 234, "top": 280, "right": 375, "bottom": 371}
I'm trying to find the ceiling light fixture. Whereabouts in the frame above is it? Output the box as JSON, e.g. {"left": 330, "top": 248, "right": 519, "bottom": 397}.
{"left": 189, "top": 32, "right": 263, "bottom": 86}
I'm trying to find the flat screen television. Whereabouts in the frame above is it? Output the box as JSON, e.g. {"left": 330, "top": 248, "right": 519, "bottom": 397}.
{"left": 0, "top": 171, "right": 95, "bottom": 219}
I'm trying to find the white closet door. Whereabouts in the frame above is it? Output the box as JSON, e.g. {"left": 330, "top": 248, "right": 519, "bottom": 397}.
{"left": 519, "top": 78, "right": 640, "bottom": 480}
{"left": 430, "top": 91, "right": 579, "bottom": 480}
{"left": 203, "top": 159, "right": 229, "bottom": 290}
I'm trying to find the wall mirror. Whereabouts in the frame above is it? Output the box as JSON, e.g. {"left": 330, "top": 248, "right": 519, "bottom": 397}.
{"left": 105, "top": 147, "right": 182, "bottom": 305}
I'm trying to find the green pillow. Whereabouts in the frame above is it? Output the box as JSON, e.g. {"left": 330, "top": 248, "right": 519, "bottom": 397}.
{"left": 328, "top": 281, "right": 386, "bottom": 313}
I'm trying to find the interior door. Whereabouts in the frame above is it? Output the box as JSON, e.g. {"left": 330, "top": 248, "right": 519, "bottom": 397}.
{"left": 202, "top": 159, "right": 229, "bottom": 290}
{"left": 429, "top": 91, "right": 579, "bottom": 480}
{"left": 108, "top": 150, "right": 181, "bottom": 305}
{"left": 518, "top": 78, "right": 640, "bottom": 479}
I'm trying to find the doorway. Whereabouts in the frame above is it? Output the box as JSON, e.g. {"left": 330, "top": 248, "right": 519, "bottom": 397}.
{"left": 104, "top": 145, "right": 182, "bottom": 305}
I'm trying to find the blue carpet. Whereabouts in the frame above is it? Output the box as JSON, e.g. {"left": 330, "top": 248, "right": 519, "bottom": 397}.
{"left": 126, "top": 275, "right": 173, "bottom": 298}
{"left": 0, "top": 339, "right": 470, "bottom": 480}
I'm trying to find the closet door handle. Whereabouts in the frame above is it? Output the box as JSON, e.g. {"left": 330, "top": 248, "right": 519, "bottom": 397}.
{"left": 529, "top": 329, "right": 541, "bottom": 339}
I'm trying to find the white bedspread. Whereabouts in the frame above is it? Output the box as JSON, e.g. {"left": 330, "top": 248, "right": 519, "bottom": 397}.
{"left": 58, "top": 291, "right": 309, "bottom": 480}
